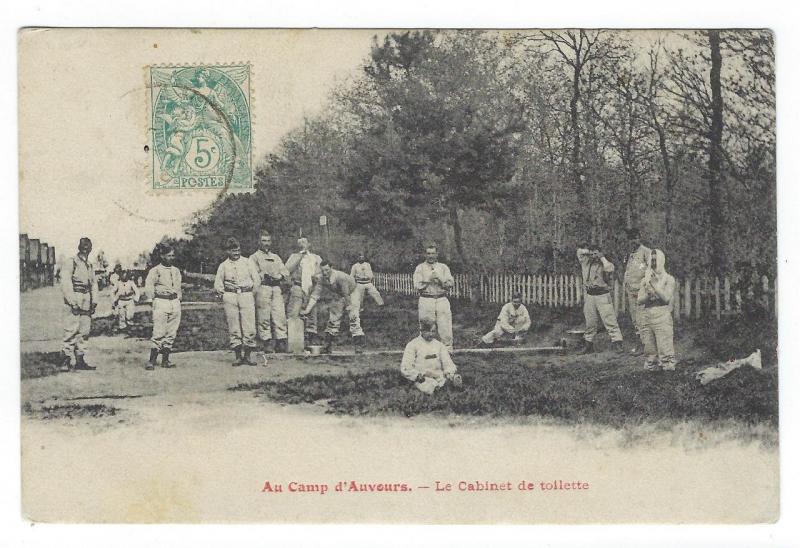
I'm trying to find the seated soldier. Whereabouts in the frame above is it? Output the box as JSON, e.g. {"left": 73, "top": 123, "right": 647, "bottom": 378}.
{"left": 400, "top": 320, "right": 462, "bottom": 395}
{"left": 478, "top": 291, "right": 531, "bottom": 347}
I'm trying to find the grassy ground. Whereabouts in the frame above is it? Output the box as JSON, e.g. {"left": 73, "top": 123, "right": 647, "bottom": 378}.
{"left": 234, "top": 351, "right": 777, "bottom": 427}
{"left": 25, "top": 281, "right": 778, "bottom": 435}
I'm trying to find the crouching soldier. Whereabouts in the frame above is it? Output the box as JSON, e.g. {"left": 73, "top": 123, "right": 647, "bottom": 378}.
{"left": 301, "top": 260, "right": 365, "bottom": 354}
{"left": 113, "top": 270, "right": 140, "bottom": 333}
{"left": 638, "top": 249, "right": 677, "bottom": 371}
{"left": 145, "top": 244, "right": 182, "bottom": 370}
{"left": 478, "top": 291, "right": 531, "bottom": 347}
{"left": 401, "top": 320, "right": 462, "bottom": 394}
{"left": 215, "top": 237, "right": 261, "bottom": 366}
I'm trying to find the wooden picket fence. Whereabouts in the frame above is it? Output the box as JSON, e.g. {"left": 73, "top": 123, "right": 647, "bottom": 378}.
{"left": 373, "top": 272, "right": 777, "bottom": 321}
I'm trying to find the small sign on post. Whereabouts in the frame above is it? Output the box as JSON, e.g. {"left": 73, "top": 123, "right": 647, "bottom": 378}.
{"left": 319, "top": 215, "right": 327, "bottom": 226}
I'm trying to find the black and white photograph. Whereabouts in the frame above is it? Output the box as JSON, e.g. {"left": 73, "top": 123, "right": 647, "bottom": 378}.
{"left": 15, "top": 25, "right": 781, "bottom": 527}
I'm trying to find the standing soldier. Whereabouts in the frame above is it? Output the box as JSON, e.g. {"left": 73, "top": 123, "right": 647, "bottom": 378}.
{"left": 145, "top": 244, "right": 182, "bottom": 370}
{"left": 413, "top": 244, "right": 455, "bottom": 350}
{"left": 215, "top": 237, "right": 261, "bottom": 366}
{"left": 249, "top": 230, "right": 290, "bottom": 353}
{"left": 109, "top": 264, "right": 122, "bottom": 289}
{"left": 112, "top": 270, "right": 140, "bottom": 333}
{"left": 301, "top": 260, "right": 365, "bottom": 354}
{"left": 60, "top": 237, "right": 98, "bottom": 372}
{"left": 577, "top": 243, "right": 624, "bottom": 353}
{"left": 637, "top": 249, "right": 677, "bottom": 371}
{"left": 350, "top": 252, "right": 384, "bottom": 311}
{"left": 285, "top": 237, "right": 322, "bottom": 348}
{"left": 623, "top": 228, "right": 651, "bottom": 355}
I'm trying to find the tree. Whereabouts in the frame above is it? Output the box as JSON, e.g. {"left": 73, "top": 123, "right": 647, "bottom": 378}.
{"left": 339, "top": 31, "right": 526, "bottom": 270}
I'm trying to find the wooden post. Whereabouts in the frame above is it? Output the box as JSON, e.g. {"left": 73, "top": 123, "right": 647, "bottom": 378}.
{"left": 684, "top": 278, "right": 691, "bottom": 318}
{"left": 724, "top": 276, "right": 731, "bottom": 314}
{"left": 672, "top": 279, "right": 680, "bottom": 321}
{"left": 694, "top": 278, "right": 702, "bottom": 320}
{"left": 714, "top": 277, "right": 721, "bottom": 320}
{"left": 774, "top": 275, "right": 778, "bottom": 318}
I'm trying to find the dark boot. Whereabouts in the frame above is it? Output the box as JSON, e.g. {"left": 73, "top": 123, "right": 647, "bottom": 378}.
{"left": 353, "top": 335, "right": 365, "bottom": 354}
{"left": 580, "top": 341, "right": 595, "bottom": 355}
{"left": 321, "top": 333, "right": 334, "bottom": 354}
{"left": 59, "top": 353, "right": 72, "bottom": 373}
{"left": 262, "top": 339, "right": 275, "bottom": 354}
{"left": 233, "top": 345, "right": 243, "bottom": 366}
{"left": 274, "top": 339, "right": 288, "bottom": 354}
{"left": 161, "top": 349, "right": 175, "bottom": 368}
{"left": 74, "top": 354, "right": 96, "bottom": 371}
{"left": 611, "top": 341, "right": 625, "bottom": 354}
{"left": 146, "top": 348, "right": 159, "bottom": 371}
{"left": 243, "top": 346, "right": 256, "bottom": 366}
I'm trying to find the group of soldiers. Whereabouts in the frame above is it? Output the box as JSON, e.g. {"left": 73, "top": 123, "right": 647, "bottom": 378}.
{"left": 58, "top": 227, "right": 676, "bottom": 387}
{"left": 576, "top": 228, "right": 677, "bottom": 371}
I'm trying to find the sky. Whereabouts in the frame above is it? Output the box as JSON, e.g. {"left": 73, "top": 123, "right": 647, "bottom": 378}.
{"left": 18, "top": 29, "right": 381, "bottom": 267}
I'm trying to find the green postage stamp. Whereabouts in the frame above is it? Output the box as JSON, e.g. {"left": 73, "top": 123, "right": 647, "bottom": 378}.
{"left": 149, "top": 64, "right": 253, "bottom": 190}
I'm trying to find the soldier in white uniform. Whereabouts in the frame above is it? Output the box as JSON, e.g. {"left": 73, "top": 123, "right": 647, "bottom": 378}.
{"left": 623, "top": 228, "right": 651, "bottom": 354}
{"left": 637, "top": 249, "right": 677, "bottom": 371}
{"left": 478, "top": 291, "right": 532, "bottom": 347}
{"left": 215, "top": 237, "right": 261, "bottom": 365}
{"left": 60, "top": 237, "right": 99, "bottom": 372}
{"left": 302, "top": 260, "right": 365, "bottom": 354}
{"left": 413, "top": 245, "right": 455, "bottom": 350}
{"left": 401, "top": 320, "right": 462, "bottom": 394}
{"left": 577, "top": 243, "right": 624, "bottom": 353}
{"left": 144, "top": 244, "right": 182, "bottom": 370}
{"left": 249, "top": 231, "right": 290, "bottom": 353}
{"left": 285, "top": 237, "right": 323, "bottom": 347}
{"left": 112, "top": 270, "right": 140, "bottom": 332}
{"left": 350, "top": 252, "right": 384, "bottom": 310}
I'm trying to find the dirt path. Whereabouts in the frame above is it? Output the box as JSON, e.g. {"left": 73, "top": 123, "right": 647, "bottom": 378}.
{"left": 20, "top": 286, "right": 779, "bottom": 524}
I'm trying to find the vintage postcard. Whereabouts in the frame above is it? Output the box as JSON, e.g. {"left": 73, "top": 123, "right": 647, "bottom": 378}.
{"left": 18, "top": 28, "right": 777, "bottom": 523}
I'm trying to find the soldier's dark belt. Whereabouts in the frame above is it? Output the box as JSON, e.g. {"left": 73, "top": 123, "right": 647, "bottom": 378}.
{"left": 261, "top": 279, "right": 282, "bottom": 287}
{"left": 356, "top": 280, "right": 372, "bottom": 284}
{"left": 72, "top": 286, "right": 90, "bottom": 293}
{"left": 586, "top": 288, "right": 610, "bottom": 296}
{"left": 225, "top": 287, "right": 253, "bottom": 293}
{"left": 644, "top": 300, "right": 669, "bottom": 308}
{"left": 419, "top": 293, "right": 448, "bottom": 299}
{"left": 155, "top": 294, "right": 178, "bottom": 300}
{"left": 118, "top": 297, "right": 134, "bottom": 301}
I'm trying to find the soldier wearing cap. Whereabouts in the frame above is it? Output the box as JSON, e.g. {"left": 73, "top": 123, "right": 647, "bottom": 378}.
{"left": 413, "top": 244, "right": 455, "bottom": 350}
{"left": 623, "top": 228, "right": 651, "bottom": 354}
{"left": 145, "top": 243, "right": 182, "bottom": 370}
{"left": 215, "top": 237, "right": 261, "bottom": 365}
{"left": 112, "top": 270, "right": 140, "bottom": 333}
{"left": 249, "top": 230, "right": 290, "bottom": 353}
{"left": 59, "top": 237, "right": 99, "bottom": 372}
